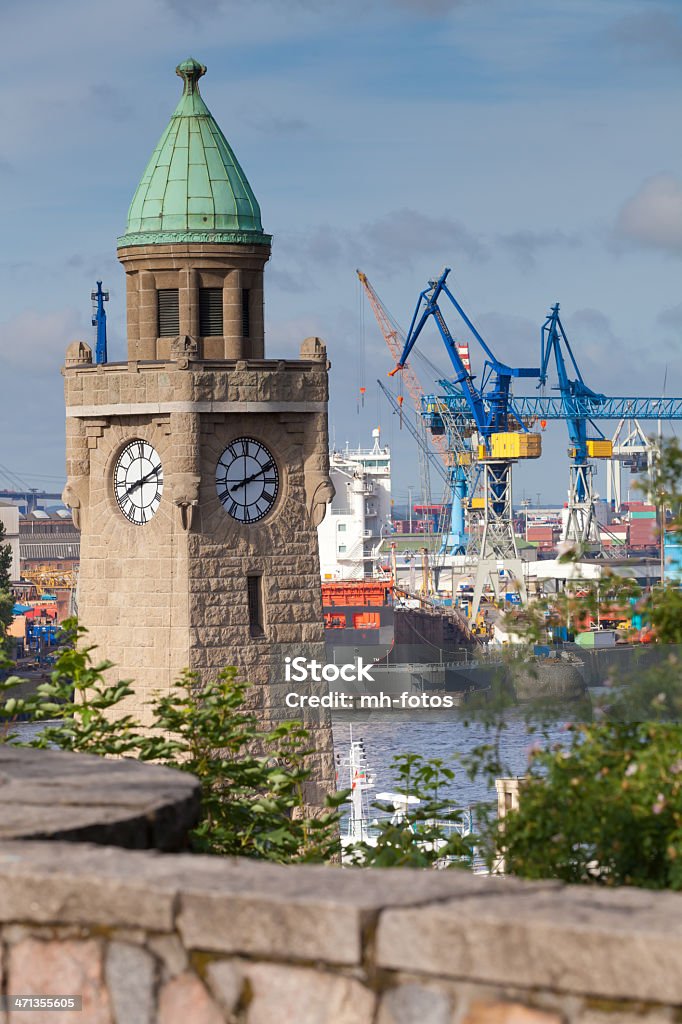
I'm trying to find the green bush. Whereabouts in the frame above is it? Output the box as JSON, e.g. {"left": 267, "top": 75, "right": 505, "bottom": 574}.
{"left": 1, "top": 624, "right": 345, "bottom": 863}
{"left": 498, "top": 721, "right": 682, "bottom": 889}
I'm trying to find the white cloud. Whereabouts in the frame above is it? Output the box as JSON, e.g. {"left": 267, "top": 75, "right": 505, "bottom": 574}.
{"left": 276, "top": 208, "right": 488, "bottom": 282}
{"left": 615, "top": 175, "right": 682, "bottom": 253}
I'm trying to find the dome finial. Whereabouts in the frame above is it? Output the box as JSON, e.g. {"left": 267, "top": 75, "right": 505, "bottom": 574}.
{"left": 175, "top": 57, "right": 206, "bottom": 96}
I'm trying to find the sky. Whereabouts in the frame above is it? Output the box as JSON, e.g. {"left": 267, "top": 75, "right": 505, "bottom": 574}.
{"left": 1, "top": 0, "right": 681, "bottom": 507}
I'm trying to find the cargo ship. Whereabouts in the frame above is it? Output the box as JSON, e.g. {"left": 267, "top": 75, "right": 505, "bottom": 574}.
{"left": 322, "top": 578, "right": 477, "bottom": 668}
{"left": 318, "top": 433, "right": 479, "bottom": 680}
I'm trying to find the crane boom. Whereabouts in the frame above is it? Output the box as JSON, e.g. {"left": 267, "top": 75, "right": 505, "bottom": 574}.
{"left": 358, "top": 269, "right": 472, "bottom": 554}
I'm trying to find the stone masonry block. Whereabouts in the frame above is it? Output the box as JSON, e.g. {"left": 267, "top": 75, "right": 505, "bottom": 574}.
{"left": 376, "top": 883, "right": 682, "bottom": 1004}
{"left": 461, "top": 1003, "right": 562, "bottom": 1024}
{"left": 8, "top": 938, "right": 112, "bottom": 1024}
{"left": 236, "top": 962, "right": 376, "bottom": 1024}
{"left": 204, "top": 960, "right": 244, "bottom": 1016}
{"left": 156, "top": 973, "right": 223, "bottom": 1024}
{"left": 0, "top": 843, "right": 177, "bottom": 932}
{"left": 575, "top": 1011, "right": 674, "bottom": 1024}
{"left": 176, "top": 860, "right": 503, "bottom": 966}
{"left": 105, "top": 941, "right": 155, "bottom": 1024}
{"left": 376, "top": 982, "right": 453, "bottom": 1024}
{"left": 146, "top": 935, "right": 188, "bottom": 982}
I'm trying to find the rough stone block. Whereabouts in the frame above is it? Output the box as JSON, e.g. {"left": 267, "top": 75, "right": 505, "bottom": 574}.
{"left": 176, "top": 859, "right": 494, "bottom": 965}
{"left": 7, "top": 938, "right": 112, "bottom": 1024}
{"left": 105, "top": 941, "right": 155, "bottom": 1024}
{"left": 156, "top": 973, "right": 223, "bottom": 1024}
{"left": 461, "top": 1002, "right": 562, "bottom": 1024}
{"left": 204, "top": 960, "right": 244, "bottom": 1016}
{"left": 237, "top": 962, "right": 375, "bottom": 1024}
{"left": 0, "top": 842, "right": 177, "bottom": 931}
{"left": 376, "top": 882, "right": 682, "bottom": 1004}
{"left": 576, "top": 1010, "right": 673, "bottom": 1024}
{"left": 146, "top": 935, "right": 188, "bottom": 981}
{"left": 376, "top": 982, "right": 453, "bottom": 1024}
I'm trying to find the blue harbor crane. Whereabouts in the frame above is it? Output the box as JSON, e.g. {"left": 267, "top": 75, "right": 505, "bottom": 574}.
{"left": 537, "top": 303, "right": 610, "bottom": 548}
{"left": 431, "top": 310, "right": 682, "bottom": 556}
{"left": 391, "top": 268, "right": 543, "bottom": 618}
{"left": 376, "top": 378, "right": 475, "bottom": 557}
{"left": 91, "top": 281, "right": 109, "bottom": 364}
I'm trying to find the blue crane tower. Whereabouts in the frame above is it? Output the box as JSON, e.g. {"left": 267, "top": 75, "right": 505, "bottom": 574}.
{"left": 537, "top": 303, "right": 610, "bottom": 548}
{"left": 432, "top": 311, "right": 682, "bottom": 558}
{"left": 91, "top": 281, "right": 109, "bottom": 364}
{"left": 392, "top": 268, "right": 542, "bottom": 618}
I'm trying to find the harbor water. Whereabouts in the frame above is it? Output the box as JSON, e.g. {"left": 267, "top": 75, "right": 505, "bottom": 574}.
{"left": 332, "top": 708, "right": 571, "bottom": 810}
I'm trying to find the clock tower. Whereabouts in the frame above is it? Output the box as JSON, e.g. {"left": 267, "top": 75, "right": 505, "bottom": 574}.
{"left": 62, "top": 59, "right": 335, "bottom": 799}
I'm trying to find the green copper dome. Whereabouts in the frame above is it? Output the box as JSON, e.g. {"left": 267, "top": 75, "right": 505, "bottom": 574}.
{"left": 118, "top": 58, "right": 271, "bottom": 249}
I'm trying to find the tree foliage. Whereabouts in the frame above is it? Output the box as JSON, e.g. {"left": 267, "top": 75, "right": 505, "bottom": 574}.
{"left": 499, "top": 722, "right": 682, "bottom": 889}
{"left": 1, "top": 624, "right": 345, "bottom": 863}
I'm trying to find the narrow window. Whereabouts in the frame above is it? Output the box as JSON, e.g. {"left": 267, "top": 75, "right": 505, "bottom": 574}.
{"left": 247, "top": 575, "right": 264, "bottom": 636}
{"left": 241, "top": 288, "right": 251, "bottom": 338}
{"left": 199, "top": 287, "right": 223, "bottom": 336}
{"left": 157, "top": 289, "right": 179, "bottom": 337}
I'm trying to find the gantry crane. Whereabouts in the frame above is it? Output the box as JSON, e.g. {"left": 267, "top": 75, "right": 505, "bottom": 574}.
{"left": 606, "top": 418, "right": 658, "bottom": 509}
{"left": 517, "top": 318, "right": 682, "bottom": 534}
{"left": 392, "top": 268, "right": 542, "bottom": 619}
{"left": 357, "top": 270, "right": 473, "bottom": 554}
{"left": 538, "top": 304, "right": 613, "bottom": 549}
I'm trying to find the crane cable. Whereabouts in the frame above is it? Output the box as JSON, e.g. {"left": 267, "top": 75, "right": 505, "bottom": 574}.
{"left": 358, "top": 278, "right": 366, "bottom": 412}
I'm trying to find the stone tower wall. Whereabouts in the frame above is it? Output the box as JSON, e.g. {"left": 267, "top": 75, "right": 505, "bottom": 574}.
{"left": 118, "top": 242, "right": 269, "bottom": 361}
{"left": 63, "top": 349, "right": 335, "bottom": 796}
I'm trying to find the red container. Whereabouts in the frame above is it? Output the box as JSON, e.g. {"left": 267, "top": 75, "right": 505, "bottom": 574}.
{"left": 526, "top": 526, "right": 554, "bottom": 541}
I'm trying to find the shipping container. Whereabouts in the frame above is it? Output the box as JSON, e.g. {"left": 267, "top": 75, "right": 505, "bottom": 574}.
{"left": 629, "top": 525, "right": 656, "bottom": 540}
{"left": 488, "top": 432, "right": 542, "bottom": 460}
{"left": 526, "top": 526, "right": 554, "bottom": 541}
{"left": 586, "top": 439, "right": 613, "bottom": 458}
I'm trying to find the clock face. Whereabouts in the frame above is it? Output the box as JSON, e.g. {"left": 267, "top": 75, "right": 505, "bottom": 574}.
{"left": 114, "top": 440, "right": 163, "bottom": 525}
{"left": 216, "top": 437, "right": 279, "bottom": 523}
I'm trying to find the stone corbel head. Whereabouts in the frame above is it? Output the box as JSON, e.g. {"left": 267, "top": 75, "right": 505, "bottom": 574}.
{"left": 171, "top": 335, "right": 198, "bottom": 370}
{"left": 169, "top": 473, "right": 201, "bottom": 531}
{"left": 305, "top": 452, "right": 335, "bottom": 527}
{"left": 62, "top": 478, "right": 89, "bottom": 531}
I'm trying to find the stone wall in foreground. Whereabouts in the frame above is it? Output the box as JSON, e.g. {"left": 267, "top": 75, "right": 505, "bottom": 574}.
{"left": 0, "top": 748, "right": 680, "bottom": 1024}
{"left": 1, "top": 839, "right": 681, "bottom": 1024}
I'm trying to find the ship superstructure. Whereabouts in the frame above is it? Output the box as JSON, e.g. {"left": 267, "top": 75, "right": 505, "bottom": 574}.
{"left": 318, "top": 429, "right": 391, "bottom": 581}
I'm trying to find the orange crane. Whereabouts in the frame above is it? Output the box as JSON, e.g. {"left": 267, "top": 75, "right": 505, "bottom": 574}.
{"left": 356, "top": 270, "right": 477, "bottom": 555}
{"left": 357, "top": 270, "right": 452, "bottom": 464}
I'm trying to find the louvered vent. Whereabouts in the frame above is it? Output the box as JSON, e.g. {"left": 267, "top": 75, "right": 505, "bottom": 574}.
{"left": 242, "top": 288, "right": 250, "bottom": 338}
{"left": 199, "top": 288, "right": 223, "bottom": 336}
{"left": 157, "top": 289, "right": 179, "bottom": 337}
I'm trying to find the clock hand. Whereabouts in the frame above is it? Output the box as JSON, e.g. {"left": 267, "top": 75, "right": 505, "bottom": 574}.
{"left": 126, "top": 465, "right": 160, "bottom": 496}
{"left": 229, "top": 461, "right": 273, "bottom": 492}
